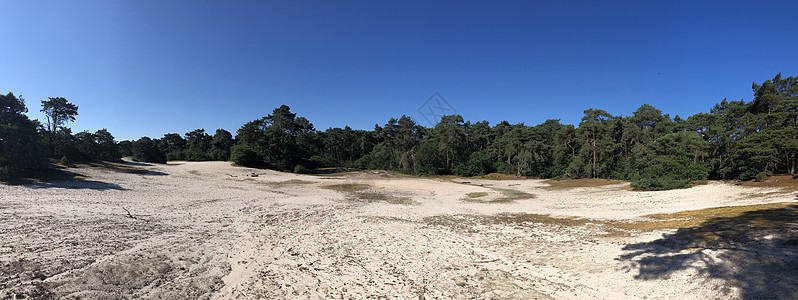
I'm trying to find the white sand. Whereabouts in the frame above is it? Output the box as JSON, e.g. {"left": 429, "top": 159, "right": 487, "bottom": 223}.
{"left": 1, "top": 160, "right": 795, "bottom": 299}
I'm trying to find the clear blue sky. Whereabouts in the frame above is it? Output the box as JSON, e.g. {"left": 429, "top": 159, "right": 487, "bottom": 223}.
{"left": 2, "top": 0, "right": 797, "bottom": 141}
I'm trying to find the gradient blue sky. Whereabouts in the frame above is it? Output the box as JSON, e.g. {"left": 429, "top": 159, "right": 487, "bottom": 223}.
{"left": 2, "top": 0, "right": 797, "bottom": 141}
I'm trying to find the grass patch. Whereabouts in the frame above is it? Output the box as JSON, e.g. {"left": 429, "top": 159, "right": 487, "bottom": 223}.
{"left": 492, "top": 188, "right": 535, "bottom": 201}
{"left": 361, "top": 216, "right": 416, "bottom": 224}
{"left": 487, "top": 213, "right": 591, "bottom": 227}
{"left": 626, "top": 203, "right": 798, "bottom": 248}
{"left": 322, "top": 183, "right": 369, "bottom": 192}
{"left": 465, "top": 192, "right": 488, "bottom": 199}
{"left": 351, "top": 191, "right": 415, "bottom": 205}
{"left": 322, "top": 183, "right": 417, "bottom": 205}
{"left": 478, "top": 173, "right": 526, "bottom": 180}
{"left": 279, "top": 179, "right": 314, "bottom": 185}
{"left": 461, "top": 188, "right": 534, "bottom": 203}
{"left": 262, "top": 179, "right": 314, "bottom": 186}
{"left": 423, "top": 215, "right": 479, "bottom": 233}
{"left": 618, "top": 202, "right": 798, "bottom": 231}
{"left": 542, "top": 178, "right": 627, "bottom": 190}
{"left": 744, "top": 191, "right": 790, "bottom": 198}
{"left": 427, "top": 202, "right": 798, "bottom": 239}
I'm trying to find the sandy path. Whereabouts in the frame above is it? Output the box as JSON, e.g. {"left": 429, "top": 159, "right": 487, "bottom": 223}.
{"left": 1, "top": 161, "right": 796, "bottom": 299}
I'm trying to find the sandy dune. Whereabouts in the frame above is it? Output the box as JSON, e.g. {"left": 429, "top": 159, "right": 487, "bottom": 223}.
{"left": 1, "top": 160, "right": 796, "bottom": 299}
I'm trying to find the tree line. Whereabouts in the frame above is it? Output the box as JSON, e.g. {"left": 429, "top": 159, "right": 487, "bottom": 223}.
{"left": 1, "top": 95, "right": 121, "bottom": 177}
{"left": 2, "top": 73, "right": 795, "bottom": 190}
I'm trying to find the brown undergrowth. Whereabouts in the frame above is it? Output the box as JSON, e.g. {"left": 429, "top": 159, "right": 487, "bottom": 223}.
{"left": 741, "top": 174, "right": 798, "bottom": 191}
{"left": 542, "top": 178, "right": 628, "bottom": 190}
{"left": 427, "top": 202, "right": 798, "bottom": 238}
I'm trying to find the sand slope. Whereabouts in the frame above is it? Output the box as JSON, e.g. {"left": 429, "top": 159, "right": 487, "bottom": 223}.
{"left": 1, "top": 160, "right": 796, "bottom": 299}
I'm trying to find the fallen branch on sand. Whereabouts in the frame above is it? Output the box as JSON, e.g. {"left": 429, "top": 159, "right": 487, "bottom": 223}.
{"left": 471, "top": 258, "right": 500, "bottom": 264}
{"left": 121, "top": 206, "right": 148, "bottom": 221}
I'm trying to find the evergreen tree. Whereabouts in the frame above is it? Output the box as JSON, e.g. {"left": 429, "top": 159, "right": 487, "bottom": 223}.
{"left": 0, "top": 92, "right": 43, "bottom": 178}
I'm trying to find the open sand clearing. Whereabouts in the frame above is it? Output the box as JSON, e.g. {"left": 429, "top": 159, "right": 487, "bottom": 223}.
{"left": 2, "top": 160, "right": 797, "bottom": 299}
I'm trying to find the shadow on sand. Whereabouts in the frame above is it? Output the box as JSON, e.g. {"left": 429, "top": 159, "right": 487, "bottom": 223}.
{"left": 619, "top": 204, "right": 798, "bottom": 298}
{"left": 27, "top": 179, "right": 127, "bottom": 191}
{"left": 10, "top": 168, "right": 128, "bottom": 191}
{"left": 119, "top": 160, "right": 154, "bottom": 167}
{"left": 310, "top": 168, "right": 354, "bottom": 175}
{"left": 81, "top": 161, "right": 169, "bottom": 176}
{"left": 7, "top": 167, "right": 135, "bottom": 191}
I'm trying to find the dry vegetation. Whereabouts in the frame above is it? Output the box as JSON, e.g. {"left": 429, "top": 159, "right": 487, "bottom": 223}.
{"left": 542, "top": 178, "right": 628, "bottom": 190}
{"left": 323, "top": 183, "right": 416, "bottom": 205}
{"left": 461, "top": 187, "right": 535, "bottom": 203}
{"left": 741, "top": 174, "right": 798, "bottom": 191}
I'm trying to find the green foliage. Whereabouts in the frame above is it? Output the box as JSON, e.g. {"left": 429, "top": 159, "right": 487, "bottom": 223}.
{"left": 40, "top": 97, "right": 78, "bottom": 134}
{"left": 211, "top": 129, "right": 234, "bottom": 160}
{"left": 414, "top": 140, "right": 445, "bottom": 175}
{"left": 230, "top": 144, "right": 262, "bottom": 167}
{"left": 160, "top": 133, "right": 186, "bottom": 160}
{"left": 7, "top": 73, "right": 795, "bottom": 191}
{"left": 74, "top": 129, "right": 121, "bottom": 161}
{"left": 156, "top": 128, "right": 234, "bottom": 162}
{"left": 118, "top": 140, "right": 133, "bottom": 157}
{"left": 293, "top": 164, "right": 308, "bottom": 174}
{"left": 184, "top": 128, "right": 212, "bottom": 161}
{"left": 308, "top": 155, "right": 333, "bottom": 168}
{"left": 459, "top": 150, "right": 495, "bottom": 177}
{"left": 59, "top": 155, "right": 71, "bottom": 167}
{"left": 209, "top": 149, "right": 230, "bottom": 161}
{"left": 0, "top": 92, "right": 43, "bottom": 178}
{"left": 235, "top": 105, "right": 316, "bottom": 171}
{"left": 630, "top": 132, "right": 710, "bottom": 190}
{"left": 132, "top": 137, "right": 166, "bottom": 163}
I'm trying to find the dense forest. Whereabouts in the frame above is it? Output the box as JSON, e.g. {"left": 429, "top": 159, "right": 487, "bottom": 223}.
{"left": 1, "top": 73, "right": 796, "bottom": 190}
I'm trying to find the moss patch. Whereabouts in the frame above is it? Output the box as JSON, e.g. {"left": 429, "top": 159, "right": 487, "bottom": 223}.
{"left": 462, "top": 188, "right": 535, "bottom": 203}
{"left": 350, "top": 191, "right": 415, "bottom": 205}
{"left": 322, "top": 183, "right": 417, "bottom": 205}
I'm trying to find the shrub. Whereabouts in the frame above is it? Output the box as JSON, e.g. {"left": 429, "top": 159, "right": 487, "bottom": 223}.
{"left": 353, "top": 154, "right": 372, "bottom": 170}
{"left": 631, "top": 177, "right": 690, "bottom": 191}
{"left": 230, "top": 145, "right": 262, "bottom": 167}
{"left": 293, "top": 164, "right": 308, "bottom": 174}
{"left": 59, "top": 156, "right": 71, "bottom": 167}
